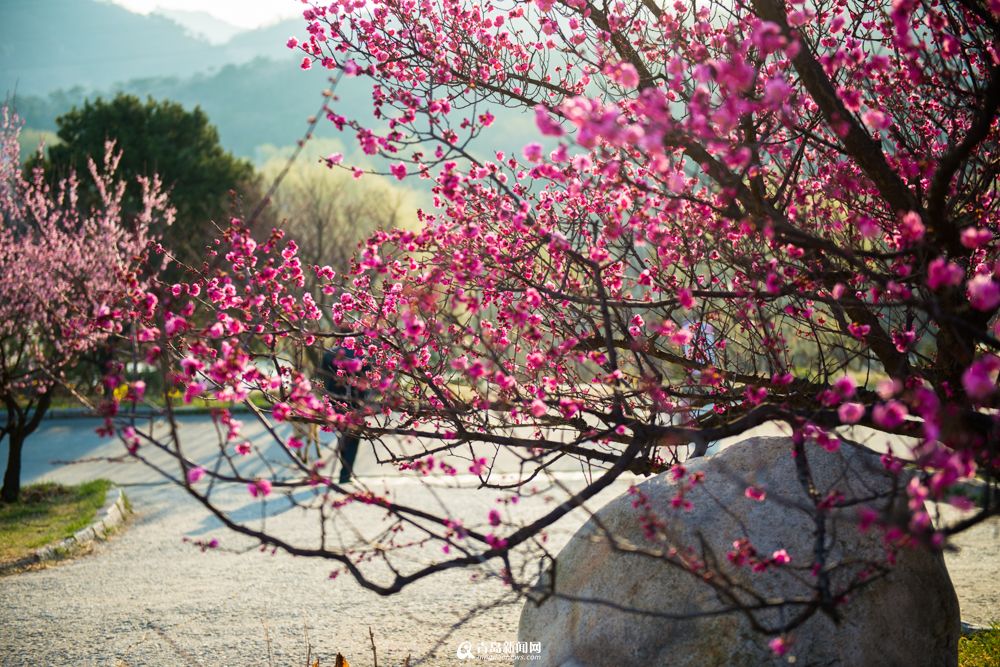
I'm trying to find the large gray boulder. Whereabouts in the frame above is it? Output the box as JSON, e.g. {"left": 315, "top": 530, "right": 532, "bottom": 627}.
{"left": 518, "top": 436, "right": 960, "bottom": 666}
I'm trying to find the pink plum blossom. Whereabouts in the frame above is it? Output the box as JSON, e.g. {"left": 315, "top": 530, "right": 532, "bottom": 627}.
{"left": 534, "top": 105, "right": 564, "bottom": 136}
{"left": 962, "top": 355, "right": 1000, "bottom": 400}
{"left": 838, "top": 403, "right": 866, "bottom": 424}
{"left": 248, "top": 479, "right": 273, "bottom": 498}
{"left": 927, "top": 258, "right": 964, "bottom": 289}
{"left": 604, "top": 62, "right": 640, "bottom": 88}
{"left": 872, "top": 401, "right": 908, "bottom": 429}
{"left": 769, "top": 637, "right": 791, "bottom": 657}
{"left": 967, "top": 274, "right": 1000, "bottom": 311}
{"left": 960, "top": 227, "right": 992, "bottom": 248}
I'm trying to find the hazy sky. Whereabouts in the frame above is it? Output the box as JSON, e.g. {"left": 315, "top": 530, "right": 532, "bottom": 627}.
{"left": 109, "top": 0, "right": 301, "bottom": 29}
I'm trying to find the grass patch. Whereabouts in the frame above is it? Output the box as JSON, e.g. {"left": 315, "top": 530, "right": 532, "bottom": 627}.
{"left": 960, "top": 624, "right": 1000, "bottom": 667}
{"left": 0, "top": 480, "right": 112, "bottom": 565}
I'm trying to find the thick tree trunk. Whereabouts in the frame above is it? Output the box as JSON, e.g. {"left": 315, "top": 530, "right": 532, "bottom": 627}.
{"left": 1, "top": 393, "right": 52, "bottom": 504}
{"left": 1, "top": 430, "right": 25, "bottom": 503}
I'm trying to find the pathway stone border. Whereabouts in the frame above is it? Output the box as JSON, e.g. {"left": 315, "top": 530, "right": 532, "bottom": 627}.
{"left": 961, "top": 621, "right": 992, "bottom": 635}
{"left": 0, "top": 486, "right": 131, "bottom": 575}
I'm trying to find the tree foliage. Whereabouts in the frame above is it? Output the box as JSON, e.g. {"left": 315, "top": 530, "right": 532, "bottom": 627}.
{"left": 32, "top": 94, "right": 253, "bottom": 268}
{"left": 261, "top": 155, "right": 409, "bottom": 286}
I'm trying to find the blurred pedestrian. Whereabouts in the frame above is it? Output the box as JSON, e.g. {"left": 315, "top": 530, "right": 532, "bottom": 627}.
{"left": 320, "top": 345, "right": 369, "bottom": 484}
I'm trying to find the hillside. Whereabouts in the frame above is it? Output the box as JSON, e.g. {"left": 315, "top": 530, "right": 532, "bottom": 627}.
{"left": 0, "top": 0, "right": 302, "bottom": 97}
{"left": 152, "top": 9, "right": 243, "bottom": 44}
{"left": 0, "top": 0, "right": 216, "bottom": 95}
{"left": 11, "top": 57, "right": 371, "bottom": 161}
{"left": 3, "top": 2, "right": 535, "bottom": 165}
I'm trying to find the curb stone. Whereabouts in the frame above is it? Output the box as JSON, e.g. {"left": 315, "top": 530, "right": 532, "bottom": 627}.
{"left": 0, "top": 486, "right": 131, "bottom": 575}
{"left": 961, "top": 622, "right": 991, "bottom": 636}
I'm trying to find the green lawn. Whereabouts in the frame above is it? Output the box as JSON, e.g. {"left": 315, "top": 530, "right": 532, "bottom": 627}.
{"left": 0, "top": 480, "right": 112, "bottom": 565}
{"left": 961, "top": 625, "right": 1000, "bottom": 667}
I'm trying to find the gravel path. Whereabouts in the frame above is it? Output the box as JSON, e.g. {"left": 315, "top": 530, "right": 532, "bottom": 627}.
{"left": 0, "top": 482, "right": 542, "bottom": 667}
{"left": 0, "top": 419, "right": 996, "bottom": 666}
{"left": 0, "top": 417, "right": 614, "bottom": 666}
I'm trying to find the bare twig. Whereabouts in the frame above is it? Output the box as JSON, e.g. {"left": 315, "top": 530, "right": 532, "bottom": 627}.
{"left": 368, "top": 626, "right": 379, "bottom": 667}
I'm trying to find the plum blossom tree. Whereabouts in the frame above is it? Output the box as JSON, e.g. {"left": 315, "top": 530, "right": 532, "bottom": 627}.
{"left": 105, "top": 0, "right": 997, "bottom": 649}
{"left": 0, "top": 106, "right": 172, "bottom": 503}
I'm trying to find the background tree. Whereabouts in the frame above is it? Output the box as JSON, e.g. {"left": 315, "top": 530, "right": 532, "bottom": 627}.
{"left": 31, "top": 94, "right": 253, "bottom": 270}
{"left": 105, "top": 0, "right": 997, "bottom": 649}
{"left": 0, "top": 106, "right": 171, "bottom": 502}
{"left": 263, "top": 159, "right": 407, "bottom": 283}
{"left": 257, "top": 154, "right": 410, "bottom": 374}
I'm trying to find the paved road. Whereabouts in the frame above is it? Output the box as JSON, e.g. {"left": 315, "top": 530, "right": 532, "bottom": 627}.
{"left": 2, "top": 411, "right": 621, "bottom": 485}
{"left": 0, "top": 418, "right": 996, "bottom": 666}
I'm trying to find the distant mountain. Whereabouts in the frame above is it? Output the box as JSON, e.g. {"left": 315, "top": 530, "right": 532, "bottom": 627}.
{"left": 0, "top": 0, "right": 301, "bottom": 97}
{"left": 221, "top": 19, "right": 303, "bottom": 63}
{"left": 0, "top": 0, "right": 215, "bottom": 95}
{"left": 115, "top": 57, "right": 370, "bottom": 159}
{"left": 12, "top": 57, "right": 373, "bottom": 160}
{"left": 4, "top": 1, "right": 537, "bottom": 166}
{"left": 153, "top": 9, "right": 243, "bottom": 45}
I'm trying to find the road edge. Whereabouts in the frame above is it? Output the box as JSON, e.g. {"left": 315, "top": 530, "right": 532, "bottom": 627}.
{"left": 0, "top": 485, "right": 131, "bottom": 575}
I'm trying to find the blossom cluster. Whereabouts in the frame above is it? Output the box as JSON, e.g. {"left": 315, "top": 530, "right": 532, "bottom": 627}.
{"left": 0, "top": 106, "right": 171, "bottom": 404}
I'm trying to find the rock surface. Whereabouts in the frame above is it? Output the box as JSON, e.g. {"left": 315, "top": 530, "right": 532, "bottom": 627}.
{"left": 518, "top": 436, "right": 961, "bottom": 666}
